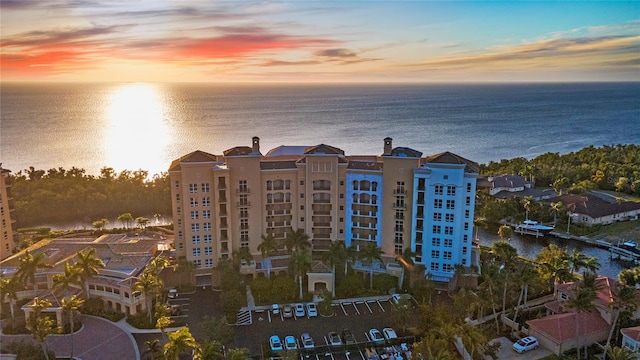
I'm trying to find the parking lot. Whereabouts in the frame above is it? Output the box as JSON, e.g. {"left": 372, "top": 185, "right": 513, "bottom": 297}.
{"left": 235, "top": 295, "right": 419, "bottom": 356}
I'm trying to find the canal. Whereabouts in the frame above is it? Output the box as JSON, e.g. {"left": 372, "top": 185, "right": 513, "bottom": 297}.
{"left": 477, "top": 228, "right": 629, "bottom": 279}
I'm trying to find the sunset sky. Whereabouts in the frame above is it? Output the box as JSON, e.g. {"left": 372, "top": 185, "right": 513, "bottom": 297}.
{"left": 1, "top": 1, "right": 639, "bottom": 83}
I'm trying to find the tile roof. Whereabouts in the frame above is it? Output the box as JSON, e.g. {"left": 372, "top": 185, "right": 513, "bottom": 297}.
{"left": 621, "top": 326, "right": 640, "bottom": 341}
{"left": 223, "top": 146, "right": 254, "bottom": 157}
{"left": 168, "top": 150, "right": 221, "bottom": 171}
{"left": 549, "top": 193, "right": 640, "bottom": 219}
{"left": 265, "top": 145, "right": 310, "bottom": 157}
{"left": 527, "top": 311, "right": 609, "bottom": 342}
{"left": 423, "top": 151, "right": 479, "bottom": 173}
{"left": 389, "top": 147, "right": 423, "bottom": 158}
{"left": 347, "top": 160, "right": 383, "bottom": 171}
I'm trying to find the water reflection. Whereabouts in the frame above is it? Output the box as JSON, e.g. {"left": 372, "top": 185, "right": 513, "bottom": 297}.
{"left": 477, "top": 228, "right": 627, "bottom": 279}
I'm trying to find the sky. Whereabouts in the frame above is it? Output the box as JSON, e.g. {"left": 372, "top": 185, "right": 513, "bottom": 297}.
{"left": 1, "top": 1, "right": 639, "bottom": 83}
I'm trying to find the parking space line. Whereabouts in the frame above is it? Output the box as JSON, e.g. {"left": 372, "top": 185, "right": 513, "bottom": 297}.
{"left": 340, "top": 302, "right": 348, "bottom": 316}
{"left": 364, "top": 301, "right": 373, "bottom": 314}
{"left": 267, "top": 310, "right": 271, "bottom": 323}
{"left": 352, "top": 302, "right": 360, "bottom": 315}
{"left": 376, "top": 299, "right": 385, "bottom": 312}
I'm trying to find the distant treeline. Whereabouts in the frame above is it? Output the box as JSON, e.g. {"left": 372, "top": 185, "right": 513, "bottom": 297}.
{"left": 9, "top": 167, "right": 171, "bottom": 228}
{"left": 480, "top": 144, "right": 640, "bottom": 196}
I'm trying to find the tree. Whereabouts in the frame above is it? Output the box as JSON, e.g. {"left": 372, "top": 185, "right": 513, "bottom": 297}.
{"left": 497, "top": 225, "right": 512, "bottom": 241}
{"left": 136, "top": 216, "right": 150, "bottom": 229}
{"left": 147, "top": 255, "right": 171, "bottom": 276}
{"left": 492, "top": 241, "right": 518, "bottom": 315}
{"left": 257, "top": 233, "right": 278, "bottom": 278}
{"left": 16, "top": 250, "right": 51, "bottom": 291}
{"left": 156, "top": 315, "right": 172, "bottom": 343}
{"left": 512, "top": 262, "right": 538, "bottom": 327}
{"left": 605, "top": 346, "right": 636, "bottom": 360}
{"left": 323, "top": 240, "right": 348, "bottom": 277}
{"left": 133, "top": 271, "right": 163, "bottom": 324}
{"left": 164, "top": 327, "right": 200, "bottom": 360}
{"left": 201, "top": 315, "right": 236, "bottom": 348}
{"left": 521, "top": 196, "right": 534, "bottom": 220}
{"left": 565, "top": 281, "right": 597, "bottom": 360}
{"left": 358, "top": 243, "right": 384, "bottom": 290}
{"left": 552, "top": 176, "right": 570, "bottom": 196}
{"left": 52, "top": 261, "right": 83, "bottom": 295}
{"left": 289, "top": 250, "right": 312, "bottom": 300}
{"left": 118, "top": 212, "right": 134, "bottom": 229}
{"left": 285, "top": 228, "right": 311, "bottom": 256}
{"left": 143, "top": 339, "right": 163, "bottom": 360}
{"left": 550, "top": 201, "right": 564, "bottom": 225}
{"left": 75, "top": 248, "right": 106, "bottom": 299}
{"left": 60, "top": 295, "right": 84, "bottom": 359}
{"left": 536, "top": 244, "right": 573, "bottom": 297}
{"left": 583, "top": 256, "right": 601, "bottom": 275}
{"left": 174, "top": 258, "right": 195, "bottom": 289}
{"left": 29, "top": 298, "right": 55, "bottom": 360}
{"left": 0, "top": 276, "right": 22, "bottom": 324}
{"left": 568, "top": 249, "right": 588, "bottom": 274}
{"left": 92, "top": 218, "right": 109, "bottom": 232}
{"left": 605, "top": 283, "right": 638, "bottom": 356}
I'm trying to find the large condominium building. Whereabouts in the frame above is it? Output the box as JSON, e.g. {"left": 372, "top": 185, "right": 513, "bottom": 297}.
{"left": 0, "top": 165, "right": 17, "bottom": 260}
{"left": 169, "top": 137, "right": 478, "bottom": 284}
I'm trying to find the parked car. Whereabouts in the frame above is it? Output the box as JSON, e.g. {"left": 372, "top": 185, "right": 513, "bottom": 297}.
{"left": 283, "top": 304, "right": 293, "bottom": 318}
{"left": 167, "top": 288, "right": 178, "bottom": 299}
{"left": 306, "top": 302, "right": 318, "bottom": 317}
{"left": 512, "top": 336, "right": 538, "bottom": 353}
{"left": 170, "top": 304, "right": 181, "bottom": 316}
{"left": 391, "top": 293, "right": 411, "bottom": 308}
{"left": 342, "top": 328, "right": 356, "bottom": 344}
{"left": 328, "top": 331, "right": 342, "bottom": 346}
{"left": 382, "top": 327, "right": 398, "bottom": 340}
{"left": 294, "top": 303, "right": 306, "bottom": 317}
{"left": 270, "top": 335, "right": 283, "bottom": 351}
{"left": 300, "top": 333, "right": 315, "bottom": 349}
{"left": 369, "top": 328, "right": 385, "bottom": 344}
{"left": 284, "top": 335, "right": 297, "bottom": 350}
{"left": 271, "top": 304, "right": 280, "bottom": 315}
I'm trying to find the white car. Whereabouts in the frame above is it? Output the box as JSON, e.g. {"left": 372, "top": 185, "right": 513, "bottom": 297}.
{"left": 294, "top": 303, "right": 305, "bottom": 318}
{"left": 167, "top": 288, "right": 178, "bottom": 299}
{"left": 306, "top": 302, "right": 318, "bottom": 317}
{"left": 284, "top": 335, "right": 297, "bottom": 350}
{"left": 369, "top": 328, "right": 385, "bottom": 344}
{"left": 300, "top": 333, "right": 315, "bottom": 349}
{"left": 513, "top": 336, "right": 538, "bottom": 353}
{"left": 328, "top": 331, "right": 342, "bottom": 346}
{"left": 382, "top": 327, "right": 398, "bottom": 340}
{"left": 270, "top": 335, "right": 283, "bottom": 351}
{"left": 271, "top": 304, "right": 280, "bottom": 315}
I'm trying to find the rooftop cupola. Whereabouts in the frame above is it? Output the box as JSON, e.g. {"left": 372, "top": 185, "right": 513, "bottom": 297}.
{"left": 383, "top": 137, "right": 393, "bottom": 156}
{"left": 252, "top": 136, "right": 260, "bottom": 154}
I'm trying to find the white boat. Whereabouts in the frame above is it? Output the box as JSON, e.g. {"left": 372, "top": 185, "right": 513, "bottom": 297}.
{"left": 513, "top": 220, "right": 554, "bottom": 238}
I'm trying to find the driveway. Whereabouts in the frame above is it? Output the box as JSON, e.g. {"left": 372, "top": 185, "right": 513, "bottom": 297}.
{"left": 490, "top": 337, "right": 553, "bottom": 360}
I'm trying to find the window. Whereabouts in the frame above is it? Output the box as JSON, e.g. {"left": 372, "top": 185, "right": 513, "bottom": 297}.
{"left": 444, "top": 238, "right": 453, "bottom": 248}
{"left": 205, "top": 259, "right": 213, "bottom": 268}
{"left": 432, "top": 225, "right": 441, "bottom": 234}
{"left": 203, "top": 210, "right": 211, "bottom": 219}
{"left": 177, "top": 207, "right": 181, "bottom": 215}
{"left": 395, "top": 244, "right": 403, "bottom": 256}
{"left": 191, "top": 223, "right": 200, "bottom": 232}
{"left": 203, "top": 222, "right": 211, "bottom": 231}
{"left": 434, "top": 199, "right": 443, "bottom": 208}
{"left": 395, "top": 220, "right": 403, "bottom": 232}
{"left": 240, "top": 219, "right": 249, "bottom": 230}
{"left": 430, "top": 263, "right": 439, "bottom": 271}
{"left": 466, "top": 197, "right": 471, "bottom": 206}
{"left": 431, "top": 237, "right": 441, "bottom": 246}
{"left": 193, "top": 248, "right": 201, "bottom": 256}
{"left": 462, "top": 247, "right": 468, "bottom": 255}
{"left": 190, "top": 211, "right": 199, "bottom": 220}
{"left": 431, "top": 250, "right": 440, "bottom": 258}
{"left": 192, "top": 235, "right": 200, "bottom": 244}
{"left": 434, "top": 185, "right": 444, "bottom": 195}
{"left": 445, "top": 226, "right": 453, "bottom": 235}
{"left": 239, "top": 194, "right": 248, "bottom": 206}
{"left": 238, "top": 180, "right": 248, "bottom": 193}
{"left": 465, "top": 209, "right": 470, "bottom": 218}
{"left": 193, "top": 259, "right": 201, "bottom": 268}
{"left": 175, "top": 180, "right": 180, "bottom": 189}
{"left": 445, "top": 214, "right": 454, "bottom": 222}
{"left": 395, "top": 210, "right": 404, "bottom": 220}
{"left": 443, "top": 264, "right": 453, "bottom": 272}
{"left": 466, "top": 183, "right": 472, "bottom": 192}
{"left": 464, "top": 222, "right": 469, "bottom": 231}
{"left": 463, "top": 234, "right": 468, "bottom": 243}
{"left": 205, "top": 247, "right": 213, "bottom": 256}
{"left": 443, "top": 175, "right": 448, "bottom": 180}
{"left": 240, "top": 208, "right": 248, "bottom": 218}
{"left": 190, "top": 198, "right": 198, "bottom": 207}
{"left": 433, "top": 213, "right": 442, "bottom": 221}
{"left": 443, "top": 251, "right": 452, "bottom": 260}
{"left": 202, "top": 197, "right": 210, "bottom": 206}
{"left": 204, "top": 235, "right": 212, "bottom": 243}
{"left": 202, "top": 183, "right": 210, "bottom": 193}
{"left": 240, "top": 231, "right": 249, "bottom": 248}
{"left": 447, "top": 186, "right": 456, "bottom": 196}
{"left": 446, "top": 200, "right": 455, "bottom": 209}
{"left": 394, "top": 232, "right": 403, "bottom": 242}
{"left": 189, "top": 183, "right": 198, "bottom": 193}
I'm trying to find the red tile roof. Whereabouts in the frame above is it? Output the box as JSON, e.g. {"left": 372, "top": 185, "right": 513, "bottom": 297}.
{"left": 621, "top": 326, "right": 640, "bottom": 341}
{"left": 550, "top": 193, "right": 640, "bottom": 219}
{"left": 527, "top": 311, "right": 609, "bottom": 342}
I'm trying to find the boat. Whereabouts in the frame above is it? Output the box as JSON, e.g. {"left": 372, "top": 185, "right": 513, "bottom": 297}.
{"left": 610, "top": 240, "right": 640, "bottom": 265}
{"left": 513, "top": 220, "right": 554, "bottom": 238}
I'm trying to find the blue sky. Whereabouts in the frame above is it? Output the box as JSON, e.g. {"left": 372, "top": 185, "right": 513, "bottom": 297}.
{"left": 1, "top": 0, "right": 638, "bottom": 82}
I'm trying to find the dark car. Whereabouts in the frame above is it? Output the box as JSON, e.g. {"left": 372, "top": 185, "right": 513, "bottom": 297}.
{"left": 341, "top": 328, "right": 356, "bottom": 344}
{"left": 327, "top": 332, "right": 342, "bottom": 346}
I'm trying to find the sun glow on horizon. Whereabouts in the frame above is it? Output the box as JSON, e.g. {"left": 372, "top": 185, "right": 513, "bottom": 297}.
{"left": 104, "top": 83, "right": 171, "bottom": 175}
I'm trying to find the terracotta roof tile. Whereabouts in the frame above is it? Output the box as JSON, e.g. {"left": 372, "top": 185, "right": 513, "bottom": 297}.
{"left": 621, "top": 326, "right": 640, "bottom": 341}
{"left": 527, "top": 311, "right": 609, "bottom": 342}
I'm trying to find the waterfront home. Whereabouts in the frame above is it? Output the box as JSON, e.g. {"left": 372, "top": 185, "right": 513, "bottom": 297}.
{"left": 549, "top": 193, "right": 640, "bottom": 227}
{"left": 476, "top": 174, "right": 555, "bottom": 200}
{"left": 621, "top": 325, "right": 640, "bottom": 357}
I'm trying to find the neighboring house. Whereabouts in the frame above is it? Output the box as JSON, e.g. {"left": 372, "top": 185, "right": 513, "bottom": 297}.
{"left": 477, "top": 174, "right": 555, "bottom": 200}
{"left": 527, "top": 276, "right": 640, "bottom": 356}
{"left": 621, "top": 326, "right": 640, "bottom": 358}
{"left": 0, "top": 233, "right": 169, "bottom": 326}
{"left": 549, "top": 193, "right": 640, "bottom": 227}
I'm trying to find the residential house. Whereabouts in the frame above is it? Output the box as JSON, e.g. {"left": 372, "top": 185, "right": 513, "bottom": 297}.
{"left": 549, "top": 193, "right": 640, "bottom": 227}
{"left": 477, "top": 174, "right": 555, "bottom": 200}
{"left": 621, "top": 326, "right": 640, "bottom": 358}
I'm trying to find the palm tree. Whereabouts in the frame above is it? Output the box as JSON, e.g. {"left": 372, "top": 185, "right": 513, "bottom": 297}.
{"left": 497, "top": 225, "right": 512, "bottom": 241}
{"left": 147, "top": 255, "right": 171, "bottom": 276}
{"left": 156, "top": 315, "right": 172, "bottom": 343}
{"left": 512, "top": 262, "right": 538, "bottom": 327}
{"left": 143, "top": 339, "right": 163, "bottom": 360}
{"left": 133, "top": 271, "right": 163, "bottom": 324}
{"left": 61, "top": 295, "right": 84, "bottom": 359}
{"left": 258, "top": 233, "right": 278, "bottom": 278}
{"left": 136, "top": 216, "right": 150, "bottom": 229}
{"left": 605, "top": 346, "right": 636, "bottom": 360}
{"left": 583, "top": 256, "right": 601, "bottom": 275}
{"left": 521, "top": 196, "right": 534, "bottom": 221}
{"left": 289, "top": 250, "right": 312, "bottom": 300}
{"left": 536, "top": 244, "right": 573, "bottom": 297}
{"left": 492, "top": 241, "right": 518, "bottom": 315}
{"left": 52, "top": 261, "right": 83, "bottom": 295}
{"left": 285, "top": 228, "right": 311, "bottom": 255}
{"left": 550, "top": 201, "right": 564, "bottom": 226}
{"left": 565, "top": 283, "right": 597, "bottom": 360}
{"left": 32, "top": 316, "right": 55, "bottom": 360}
{"left": 605, "top": 283, "right": 638, "bottom": 356}
{"left": 118, "top": 212, "right": 134, "bottom": 229}
{"left": 0, "top": 276, "right": 22, "bottom": 324}
{"left": 75, "top": 248, "right": 106, "bottom": 299}
{"left": 322, "top": 240, "right": 348, "bottom": 276}
{"left": 568, "top": 249, "right": 588, "bottom": 274}
{"left": 164, "top": 327, "right": 200, "bottom": 360}
{"left": 358, "top": 243, "right": 384, "bottom": 290}
{"left": 16, "top": 250, "right": 50, "bottom": 291}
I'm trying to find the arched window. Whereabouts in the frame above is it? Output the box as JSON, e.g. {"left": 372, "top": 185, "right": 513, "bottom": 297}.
{"left": 372, "top": 181, "right": 378, "bottom": 192}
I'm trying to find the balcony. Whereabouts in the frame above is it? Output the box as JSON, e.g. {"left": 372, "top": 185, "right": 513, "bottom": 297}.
{"left": 236, "top": 188, "right": 250, "bottom": 194}
{"left": 237, "top": 201, "right": 251, "bottom": 207}
{"left": 393, "top": 189, "right": 406, "bottom": 195}
{"left": 392, "top": 203, "right": 406, "bottom": 210}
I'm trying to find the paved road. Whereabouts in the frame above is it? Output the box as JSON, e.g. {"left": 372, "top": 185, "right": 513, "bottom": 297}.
{"left": 490, "top": 337, "right": 553, "bottom": 360}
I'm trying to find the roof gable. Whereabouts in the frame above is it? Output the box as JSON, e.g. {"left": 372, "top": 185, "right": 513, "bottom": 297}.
{"left": 168, "top": 150, "right": 219, "bottom": 171}
{"left": 423, "top": 151, "right": 479, "bottom": 173}
{"left": 304, "top": 144, "right": 345, "bottom": 155}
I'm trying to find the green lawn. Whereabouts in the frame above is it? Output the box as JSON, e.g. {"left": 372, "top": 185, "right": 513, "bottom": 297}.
{"left": 588, "top": 219, "right": 640, "bottom": 238}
